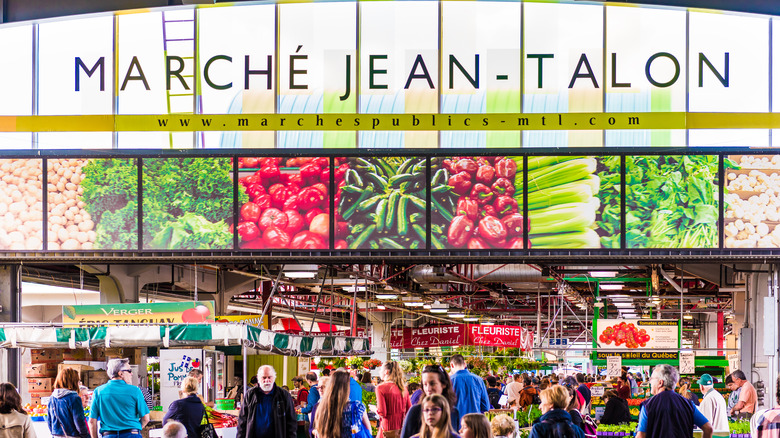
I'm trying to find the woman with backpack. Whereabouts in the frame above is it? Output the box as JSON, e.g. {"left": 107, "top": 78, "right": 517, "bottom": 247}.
{"left": 564, "top": 385, "right": 596, "bottom": 438}
{"left": 528, "top": 385, "right": 585, "bottom": 438}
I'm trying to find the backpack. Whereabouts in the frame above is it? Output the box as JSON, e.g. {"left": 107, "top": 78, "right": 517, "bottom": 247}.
{"left": 488, "top": 389, "right": 501, "bottom": 409}
{"left": 530, "top": 388, "right": 542, "bottom": 406}
{"left": 543, "top": 418, "right": 577, "bottom": 438}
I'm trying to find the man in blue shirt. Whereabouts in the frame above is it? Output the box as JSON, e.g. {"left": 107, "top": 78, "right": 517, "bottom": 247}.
{"left": 89, "top": 359, "right": 150, "bottom": 438}
{"left": 636, "top": 364, "right": 713, "bottom": 438}
{"left": 449, "top": 354, "right": 490, "bottom": 415}
{"left": 349, "top": 367, "right": 363, "bottom": 403}
{"left": 300, "top": 372, "right": 320, "bottom": 424}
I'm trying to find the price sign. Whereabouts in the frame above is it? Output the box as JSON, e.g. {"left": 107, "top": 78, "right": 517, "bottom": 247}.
{"left": 680, "top": 351, "right": 695, "bottom": 374}
{"left": 607, "top": 355, "right": 622, "bottom": 378}
{"left": 591, "top": 385, "right": 605, "bottom": 397}
{"left": 728, "top": 354, "right": 739, "bottom": 372}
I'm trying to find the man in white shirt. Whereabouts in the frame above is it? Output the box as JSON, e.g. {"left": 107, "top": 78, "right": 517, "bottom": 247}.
{"left": 504, "top": 373, "right": 524, "bottom": 407}
{"left": 697, "top": 374, "right": 730, "bottom": 434}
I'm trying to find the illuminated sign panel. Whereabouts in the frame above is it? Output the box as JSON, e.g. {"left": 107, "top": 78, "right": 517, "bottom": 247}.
{"left": 0, "top": 1, "right": 775, "bottom": 149}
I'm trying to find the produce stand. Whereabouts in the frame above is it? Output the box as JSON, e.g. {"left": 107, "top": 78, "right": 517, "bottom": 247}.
{"left": 0, "top": 322, "right": 371, "bottom": 438}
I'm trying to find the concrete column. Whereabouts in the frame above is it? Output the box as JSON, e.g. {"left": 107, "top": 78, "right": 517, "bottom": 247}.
{"left": 740, "top": 269, "right": 779, "bottom": 409}
{"left": 0, "top": 265, "right": 21, "bottom": 387}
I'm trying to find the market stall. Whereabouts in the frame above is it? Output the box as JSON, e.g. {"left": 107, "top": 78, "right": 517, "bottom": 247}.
{"left": 0, "top": 322, "right": 371, "bottom": 438}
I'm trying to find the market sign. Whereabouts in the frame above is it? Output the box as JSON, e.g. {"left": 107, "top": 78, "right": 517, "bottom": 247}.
{"left": 0, "top": 1, "right": 777, "bottom": 148}
{"left": 467, "top": 324, "right": 534, "bottom": 350}
{"left": 390, "top": 324, "right": 464, "bottom": 349}
{"left": 595, "top": 351, "right": 679, "bottom": 361}
{"left": 596, "top": 319, "right": 679, "bottom": 349}
{"left": 63, "top": 301, "right": 215, "bottom": 325}
{"left": 216, "top": 314, "right": 268, "bottom": 329}
{"left": 390, "top": 324, "right": 533, "bottom": 350}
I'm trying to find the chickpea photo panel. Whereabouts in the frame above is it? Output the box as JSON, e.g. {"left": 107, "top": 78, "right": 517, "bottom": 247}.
{"left": 48, "top": 158, "right": 138, "bottom": 251}
{"left": 724, "top": 155, "right": 780, "bottom": 248}
{"left": 0, "top": 159, "right": 43, "bottom": 250}
{"left": 236, "top": 156, "right": 331, "bottom": 250}
{"left": 142, "top": 157, "right": 235, "bottom": 250}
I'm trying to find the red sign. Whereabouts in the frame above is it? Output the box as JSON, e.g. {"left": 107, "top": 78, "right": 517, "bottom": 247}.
{"left": 390, "top": 324, "right": 534, "bottom": 350}
{"left": 468, "top": 324, "right": 534, "bottom": 350}
{"left": 389, "top": 324, "right": 465, "bottom": 349}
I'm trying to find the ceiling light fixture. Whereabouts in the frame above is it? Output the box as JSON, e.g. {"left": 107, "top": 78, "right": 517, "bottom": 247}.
{"left": 449, "top": 312, "right": 466, "bottom": 318}
{"left": 599, "top": 284, "right": 624, "bottom": 290}
{"left": 376, "top": 304, "right": 386, "bottom": 310}
{"left": 376, "top": 294, "right": 398, "bottom": 300}
{"left": 481, "top": 320, "right": 495, "bottom": 325}
{"left": 589, "top": 271, "right": 617, "bottom": 277}
{"left": 463, "top": 316, "right": 479, "bottom": 322}
{"left": 284, "top": 271, "right": 318, "bottom": 279}
{"left": 430, "top": 301, "right": 449, "bottom": 314}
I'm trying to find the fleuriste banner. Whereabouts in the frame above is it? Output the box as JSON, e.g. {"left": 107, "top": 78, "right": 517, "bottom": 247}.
{"left": 390, "top": 323, "right": 533, "bottom": 350}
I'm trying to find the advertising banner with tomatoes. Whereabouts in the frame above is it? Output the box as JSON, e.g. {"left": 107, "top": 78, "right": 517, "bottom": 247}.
{"left": 596, "top": 319, "right": 679, "bottom": 350}
{"left": 237, "top": 156, "right": 332, "bottom": 249}
{"left": 62, "top": 301, "right": 216, "bottom": 325}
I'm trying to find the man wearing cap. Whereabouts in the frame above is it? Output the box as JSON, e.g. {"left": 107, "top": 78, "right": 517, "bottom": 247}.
{"left": 697, "top": 374, "right": 729, "bottom": 435}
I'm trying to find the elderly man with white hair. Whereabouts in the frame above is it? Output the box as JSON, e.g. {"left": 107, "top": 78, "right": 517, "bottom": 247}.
{"left": 697, "top": 374, "right": 729, "bottom": 435}
{"left": 636, "top": 364, "right": 713, "bottom": 438}
{"left": 162, "top": 421, "right": 187, "bottom": 438}
{"left": 236, "top": 365, "right": 296, "bottom": 438}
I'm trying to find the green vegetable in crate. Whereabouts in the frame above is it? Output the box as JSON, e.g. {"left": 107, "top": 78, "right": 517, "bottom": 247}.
{"left": 339, "top": 157, "right": 428, "bottom": 249}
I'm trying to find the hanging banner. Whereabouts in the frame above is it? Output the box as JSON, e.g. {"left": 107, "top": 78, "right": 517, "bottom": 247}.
{"left": 467, "top": 324, "right": 535, "bottom": 350}
{"left": 596, "top": 319, "right": 679, "bottom": 349}
{"left": 390, "top": 324, "right": 465, "bottom": 349}
{"left": 390, "top": 324, "right": 532, "bottom": 350}
{"left": 63, "top": 301, "right": 215, "bottom": 325}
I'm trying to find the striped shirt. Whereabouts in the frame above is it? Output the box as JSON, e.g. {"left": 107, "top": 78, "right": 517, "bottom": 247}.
{"left": 755, "top": 408, "right": 780, "bottom": 438}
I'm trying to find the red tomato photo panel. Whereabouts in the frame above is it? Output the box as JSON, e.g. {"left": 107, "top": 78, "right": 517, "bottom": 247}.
{"left": 0, "top": 159, "right": 43, "bottom": 250}
{"left": 339, "top": 157, "right": 427, "bottom": 250}
{"left": 238, "top": 156, "right": 332, "bottom": 250}
{"left": 48, "top": 158, "right": 138, "bottom": 251}
{"left": 142, "top": 157, "right": 235, "bottom": 250}
{"left": 432, "top": 156, "right": 524, "bottom": 250}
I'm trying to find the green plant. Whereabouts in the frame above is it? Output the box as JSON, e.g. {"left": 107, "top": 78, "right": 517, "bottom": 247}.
{"left": 332, "top": 357, "right": 346, "bottom": 368}
{"left": 346, "top": 357, "right": 364, "bottom": 369}
{"left": 729, "top": 420, "right": 751, "bottom": 434}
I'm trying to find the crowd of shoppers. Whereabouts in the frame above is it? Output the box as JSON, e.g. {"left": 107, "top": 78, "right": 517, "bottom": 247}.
{"left": 5, "top": 356, "right": 780, "bottom": 438}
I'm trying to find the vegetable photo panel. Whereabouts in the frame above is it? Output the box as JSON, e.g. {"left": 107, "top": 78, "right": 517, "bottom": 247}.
{"left": 340, "top": 157, "right": 428, "bottom": 250}
{"left": 50, "top": 158, "right": 138, "bottom": 251}
{"left": 433, "top": 156, "right": 523, "bottom": 250}
{"left": 237, "top": 156, "right": 332, "bottom": 250}
{"left": 626, "top": 155, "right": 719, "bottom": 249}
{"left": 142, "top": 157, "right": 235, "bottom": 250}
{"left": 525, "top": 156, "right": 620, "bottom": 249}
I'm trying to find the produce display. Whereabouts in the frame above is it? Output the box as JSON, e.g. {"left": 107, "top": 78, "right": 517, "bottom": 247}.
{"left": 78, "top": 159, "right": 138, "bottom": 250}
{"left": 25, "top": 404, "right": 47, "bottom": 421}
{"left": 206, "top": 406, "right": 238, "bottom": 428}
{"left": 433, "top": 156, "right": 523, "bottom": 250}
{"left": 237, "top": 157, "right": 333, "bottom": 249}
{"left": 626, "top": 155, "right": 719, "bottom": 248}
{"left": 143, "top": 158, "right": 237, "bottom": 250}
{"left": 0, "top": 159, "right": 43, "bottom": 250}
{"left": 598, "top": 321, "right": 651, "bottom": 348}
{"left": 339, "top": 157, "right": 428, "bottom": 250}
{"left": 525, "top": 156, "right": 618, "bottom": 249}
{"left": 725, "top": 155, "right": 780, "bottom": 248}
{"left": 596, "top": 423, "right": 638, "bottom": 435}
